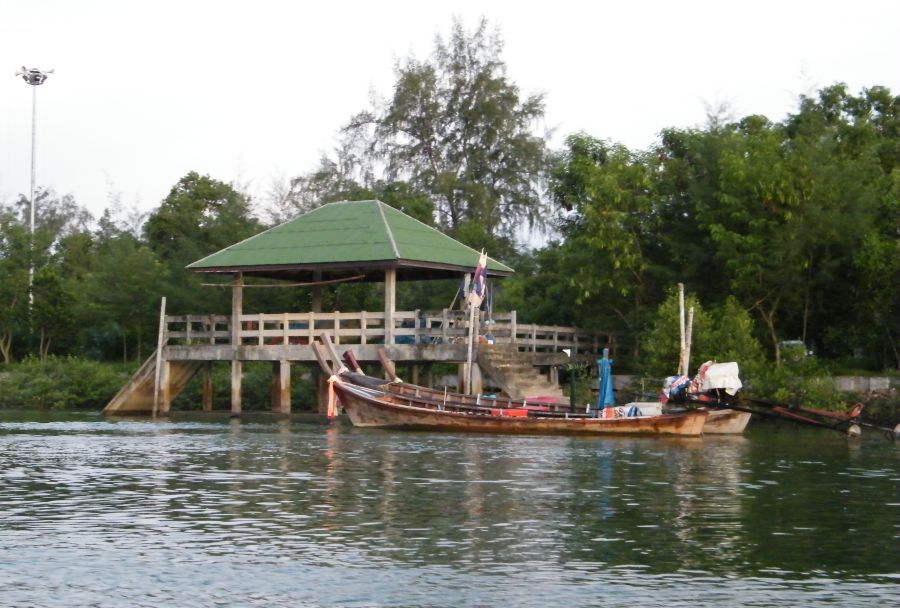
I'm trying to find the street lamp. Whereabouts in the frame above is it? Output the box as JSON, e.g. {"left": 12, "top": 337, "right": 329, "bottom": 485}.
{"left": 15, "top": 66, "right": 53, "bottom": 306}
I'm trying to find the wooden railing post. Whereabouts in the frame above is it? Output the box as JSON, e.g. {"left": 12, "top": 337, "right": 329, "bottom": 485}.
{"left": 258, "top": 312, "right": 264, "bottom": 346}
{"left": 361, "top": 311, "right": 368, "bottom": 345}
{"left": 334, "top": 311, "right": 341, "bottom": 345}
{"left": 282, "top": 313, "right": 289, "bottom": 345}
{"left": 442, "top": 309, "right": 449, "bottom": 343}
{"left": 510, "top": 310, "right": 517, "bottom": 346}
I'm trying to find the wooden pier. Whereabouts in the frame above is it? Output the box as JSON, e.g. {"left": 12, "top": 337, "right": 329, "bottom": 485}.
{"left": 102, "top": 200, "right": 614, "bottom": 415}
{"left": 104, "top": 307, "right": 610, "bottom": 415}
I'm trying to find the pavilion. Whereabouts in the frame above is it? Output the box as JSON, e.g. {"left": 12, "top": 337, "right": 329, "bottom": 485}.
{"left": 103, "top": 201, "right": 601, "bottom": 416}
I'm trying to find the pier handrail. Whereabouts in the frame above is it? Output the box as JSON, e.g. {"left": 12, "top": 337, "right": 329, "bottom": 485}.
{"left": 163, "top": 309, "right": 613, "bottom": 355}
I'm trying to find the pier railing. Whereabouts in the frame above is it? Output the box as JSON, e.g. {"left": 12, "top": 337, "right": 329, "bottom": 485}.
{"left": 163, "top": 309, "right": 612, "bottom": 355}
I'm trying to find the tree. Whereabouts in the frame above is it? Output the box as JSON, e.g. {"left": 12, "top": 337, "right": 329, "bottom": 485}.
{"left": 0, "top": 209, "right": 29, "bottom": 363}
{"left": 548, "top": 134, "right": 661, "bottom": 352}
{"left": 342, "top": 17, "right": 548, "bottom": 243}
{"left": 145, "top": 172, "right": 260, "bottom": 267}
{"left": 84, "top": 234, "right": 170, "bottom": 362}
{"left": 144, "top": 172, "right": 261, "bottom": 314}
{"left": 0, "top": 189, "right": 94, "bottom": 362}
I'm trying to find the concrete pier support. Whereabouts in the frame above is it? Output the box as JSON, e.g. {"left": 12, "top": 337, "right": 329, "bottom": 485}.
{"left": 202, "top": 363, "right": 213, "bottom": 411}
{"left": 314, "top": 367, "right": 328, "bottom": 415}
{"left": 231, "top": 360, "right": 242, "bottom": 414}
{"left": 273, "top": 360, "right": 291, "bottom": 414}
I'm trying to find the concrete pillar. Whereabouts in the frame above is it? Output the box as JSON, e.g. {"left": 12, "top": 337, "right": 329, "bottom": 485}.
{"left": 384, "top": 268, "right": 396, "bottom": 345}
{"left": 202, "top": 362, "right": 213, "bottom": 411}
{"left": 313, "top": 367, "right": 329, "bottom": 415}
{"left": 470, "top": 363, "right": 483, "bottom": 396}
{"left": 231, "top": 360, "right": 242, "bottom": 415}
{"left": 272, "top": 360, "right": 291, "bottom": 414}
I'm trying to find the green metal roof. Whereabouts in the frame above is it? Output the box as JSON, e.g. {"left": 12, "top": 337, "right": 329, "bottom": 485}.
{"left": 187, "top": 200, "right": 513, "bottom": 280}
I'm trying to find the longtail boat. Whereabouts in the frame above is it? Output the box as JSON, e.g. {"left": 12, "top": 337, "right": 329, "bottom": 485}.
{"left": 313, "top": 340, "right": 708, "bottom": 437}
{"left": 339, "top": 343, "right": 751, "bottom": 435}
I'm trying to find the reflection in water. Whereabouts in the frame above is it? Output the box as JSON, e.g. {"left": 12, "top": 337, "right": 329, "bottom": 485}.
{"left": 0, "top": 413, "right": 896, "bottom": 607}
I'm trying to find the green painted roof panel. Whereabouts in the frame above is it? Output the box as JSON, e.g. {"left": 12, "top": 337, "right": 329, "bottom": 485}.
{"left": 187, "top": 200, "right": 513, "bottom": 274}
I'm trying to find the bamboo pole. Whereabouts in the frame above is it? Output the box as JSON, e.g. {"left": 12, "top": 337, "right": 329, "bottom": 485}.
{"left": 152, "top": 296, "right": 167, "bottom": 418}
{"left": 684, "top": 307, "right": 695, "bottom": 378}
{"left": 678, "top": 283, "right": 686, "bottom": 376}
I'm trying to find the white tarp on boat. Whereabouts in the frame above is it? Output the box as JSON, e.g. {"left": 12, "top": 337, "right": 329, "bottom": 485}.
{"left": 699, "top": 362, "right": 742, "bottom": 395}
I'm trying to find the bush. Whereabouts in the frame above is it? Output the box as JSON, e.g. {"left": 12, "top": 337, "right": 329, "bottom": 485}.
{"left": 744, "top": 354, "right": 846, "bottom": 410}
{"left": 0, "top": 357, "right": 128, "bottom": 409}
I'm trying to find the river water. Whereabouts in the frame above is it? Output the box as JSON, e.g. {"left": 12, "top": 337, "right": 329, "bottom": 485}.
{"left": 0, "top": 411, "right": 897, "bottom": 607}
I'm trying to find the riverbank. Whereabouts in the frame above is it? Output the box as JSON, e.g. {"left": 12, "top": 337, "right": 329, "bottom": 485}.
{"left": 1, "top": 357, "right": 897, "bottom": 426}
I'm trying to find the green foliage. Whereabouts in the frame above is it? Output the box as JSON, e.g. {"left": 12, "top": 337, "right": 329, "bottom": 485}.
{"left": 641, "top": 292, "right": 765, "bottom": 379}
{"left": 562, "top": 363, "right": 594, "bottom": 408}
{"left": 0, "top": 357, "right": 127, "bottom": 409}
{"left": 746, "top": 356, "right": 846, "bottom": 410}
{"left": 171, "top": 363, "right": 314, "bottom": 411}
{"left": 640, "top": 290, "right": 712, "bottom": 377}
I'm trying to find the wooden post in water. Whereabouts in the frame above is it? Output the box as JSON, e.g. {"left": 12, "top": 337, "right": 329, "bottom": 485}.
{"left": 152, "top": 297, "right": 167, "bottom": 418}
{"left": 231, "top": 272, "right": 243, "bottom": 414}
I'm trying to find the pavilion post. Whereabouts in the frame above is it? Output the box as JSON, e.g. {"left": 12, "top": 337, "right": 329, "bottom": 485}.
{"left": 311, "top": 270, "right": 323, "bottom": 313}
{"left": 384, "top": 268, "right": 396, "bottom": 345}
{"left": 231, "top": 272, "right": 243, "bottom": 414}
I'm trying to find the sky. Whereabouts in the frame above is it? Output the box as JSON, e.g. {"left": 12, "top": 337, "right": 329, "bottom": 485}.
{"left": 1, "top": 0, "right": 898, "bottom": 225}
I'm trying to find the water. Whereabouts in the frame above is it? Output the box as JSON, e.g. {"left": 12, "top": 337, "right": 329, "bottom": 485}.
{"left": 0, "top": 411, "right": 897, "bottom": 607}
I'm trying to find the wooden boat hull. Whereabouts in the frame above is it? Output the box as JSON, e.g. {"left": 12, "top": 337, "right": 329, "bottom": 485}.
{"left": 334, "top": 382, "right": 708, "bottom": 436}
{"left": 620, "top": 402, "right": 751, "bottom": 435}
{"left": 702, "top": 409, "right": 752, "bottom": 434}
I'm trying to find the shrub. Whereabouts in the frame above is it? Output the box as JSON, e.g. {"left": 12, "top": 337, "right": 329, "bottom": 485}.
{"left": 0, "top": 357, "right": 127, "bottom": 409}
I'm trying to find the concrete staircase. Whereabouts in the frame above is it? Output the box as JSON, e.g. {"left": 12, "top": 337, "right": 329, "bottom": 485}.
{"left": 476, "top": 343, "right": 565, "bottom": 400}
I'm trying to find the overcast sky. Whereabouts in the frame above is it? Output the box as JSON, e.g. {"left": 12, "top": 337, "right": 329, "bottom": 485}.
{"left": 2, "top": 0, "right": 898, "bottom": 224}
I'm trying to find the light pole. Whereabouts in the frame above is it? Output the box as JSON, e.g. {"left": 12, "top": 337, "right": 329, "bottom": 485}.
{"left": 15, "top": 66, "right": 53, "bottom": 307}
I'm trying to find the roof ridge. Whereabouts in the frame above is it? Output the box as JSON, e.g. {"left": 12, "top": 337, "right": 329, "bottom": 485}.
{"left": 378, "top": 203, "right": 488, "bottom": 264}
{"left": 376, "top": 201, "right": 400, "bottom": 258}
